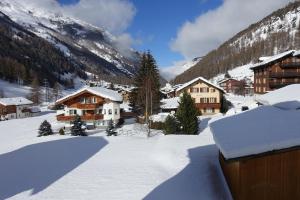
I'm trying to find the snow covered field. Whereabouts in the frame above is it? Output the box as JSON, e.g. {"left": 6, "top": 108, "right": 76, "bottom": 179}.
{"left": 0, "top": 111, "right": 231, "bottom": 200}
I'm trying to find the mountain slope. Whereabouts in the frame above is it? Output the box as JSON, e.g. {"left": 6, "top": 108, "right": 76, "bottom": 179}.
{"left": 0, "top": 0, "right": 141, "bottom": 86}
{"left": 174, "top": 2, "right": 300, "bottom": 84}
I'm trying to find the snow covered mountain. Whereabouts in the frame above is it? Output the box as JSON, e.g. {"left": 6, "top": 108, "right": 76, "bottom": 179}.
{"left": 174, "top": 2, "right": 300, "bottom": 84}
{"left": 0, "top": 0, "right": 140, "bottom": 83}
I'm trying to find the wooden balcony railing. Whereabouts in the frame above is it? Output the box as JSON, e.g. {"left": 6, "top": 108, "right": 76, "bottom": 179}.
{"left": 195, "top": 103, "right": 221, "bottom": 109}
{"left": 280, "top": 62, "right": 300, "bottom": 68}
{"left": 57, "top": 114, "right": 103, "bottom": 121}
{"left": 269, "top": 79, "right": 300, "bottom": 89}
{"left": 269, "top": 72, "right": 300, "bottom": 78}
{"left": 76, "top": 104, "right": 101, "bottom": 110}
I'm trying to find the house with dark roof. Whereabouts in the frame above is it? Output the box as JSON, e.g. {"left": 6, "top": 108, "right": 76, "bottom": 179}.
{"left": 175, "top": 77, "right": 225, "bottom": 115}
{"left": 251, "top": 50, "right": 300, "bottom": 94}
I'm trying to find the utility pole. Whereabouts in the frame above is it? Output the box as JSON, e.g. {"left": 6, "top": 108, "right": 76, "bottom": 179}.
{"left": 44, "top": 78, "right": 49, "bottom": 103}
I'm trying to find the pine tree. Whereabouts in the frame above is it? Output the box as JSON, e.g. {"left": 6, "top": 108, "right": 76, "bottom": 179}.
{"left": 71, "top": 115, "right": 87, "bottom": 136}
{"left": 130, "top": 51, "right": 161, "bottom": 119}
{"left": 28, "top": 76, "right": 42, "bottom": 105}
{"left": 175, "top": 91, "right": 200, "bottom": 135}
{"left": 38, "top": 120, "right": 53, "bottom": 137}
{"left": 164, "top": 115, "right": 178, "bottom": 135}
{"left": 106, "top": 119, "right": 116, "bottom": 136}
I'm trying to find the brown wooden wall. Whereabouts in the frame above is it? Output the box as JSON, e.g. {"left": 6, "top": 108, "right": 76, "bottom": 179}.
{"left": 58, "top": 92, "right": 104, "bottom": 109}
{"left": 220, "top": 149, "right": 300, "bottom": 200}
{"left": 0, "top": 104, "right": 16, "bottom": 115}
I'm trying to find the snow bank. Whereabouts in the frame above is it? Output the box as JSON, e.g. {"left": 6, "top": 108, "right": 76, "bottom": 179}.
{"left": 211, "top": 106, "right": 300, "bottom": 159}
{"left": 256, "top": 84, "right": 300, "bottom": 110}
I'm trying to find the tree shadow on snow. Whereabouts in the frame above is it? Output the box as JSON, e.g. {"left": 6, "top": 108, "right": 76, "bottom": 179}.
{"left": 0, "top": 137, "right": 108, "bottom": 199}
{"left": 143, "top": 145, "right": 232, "bottom": 200}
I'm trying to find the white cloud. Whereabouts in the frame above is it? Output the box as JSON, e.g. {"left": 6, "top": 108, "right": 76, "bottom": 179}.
{"left": 160, "top": 59, "right": 198, "bottom": 81}
{"left": 12, "top": 0, "right": 137, "bottom": 53}
{"left": 15, "top": 0, "right": 136, "bottom": 34}
{"left": 171, "top": 0, "right": 294, "bottom": 59}
{"left": 63, "top": 0, "right": 136, "bottom": 34}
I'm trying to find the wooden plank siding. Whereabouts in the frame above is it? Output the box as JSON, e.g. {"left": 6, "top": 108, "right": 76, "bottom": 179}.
{"left": 59, "top": 93, "right": 104, "bottom": 109}
{"left": 220, "top": 149, "right": 300, "bottom": 200}
{"left": 253, "top": 55, "right": 300, "bottom": 94}
{"left": 0, "top": 104, "right": 16, "bottom": 115}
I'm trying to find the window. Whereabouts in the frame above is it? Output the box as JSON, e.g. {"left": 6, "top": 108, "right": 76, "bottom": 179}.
{"left": 211, "top": 88, "right": 216, "bottom": 93}
{"left": 209, "top": 98, "right": 217, "bottom": 103}
{"left": 70, "top": 110, "right": 77, "bottom": 115}
{"left": 115, "top": 109, "right": 118, "bottom": 114}
{"left": 190, "top": 88, "right": 199, "bottom": 93}
{"left": 200, "top": 87, "right": 209, "bottom": 93}
{"left": 109, "top": 109, "right": 112, "bottom": 115}
{"left": 82, "top": 110, "right": 86, "bottom": 115}
{"left": 98, "top": 109, "right": 102, "bottom": 114}
{"left": 92, "top": 97, "right": 97, "bottom": 103}
{"left": 206, "top": 108, "right": 215, "bottom": 113}
{"left": 86, "top": 98, "right": 92, "bottom": 104}
{"left": 80, "top": 97, "right": 85, "bottom": 104}
{"left": 200, "top": 98, "right": 209, "bottom": 103}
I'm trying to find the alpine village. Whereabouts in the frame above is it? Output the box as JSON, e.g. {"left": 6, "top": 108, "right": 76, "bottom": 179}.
{"left": 1, "top": 1, "right": 300, "bottom": 200}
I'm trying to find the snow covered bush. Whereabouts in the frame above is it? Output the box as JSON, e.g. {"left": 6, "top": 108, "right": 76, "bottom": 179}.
{"left": 38, "top": 120, "right": 53, "bottom": 137}
{"left": 163, "top": 115, "right": 178, "bottom": 135}
{"left": 71, "top": 115, "right": 87, "bottom": 136}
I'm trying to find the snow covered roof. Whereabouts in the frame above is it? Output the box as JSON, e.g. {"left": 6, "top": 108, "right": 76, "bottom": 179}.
{"left": 0, "top": 97, "right": 33, "bottom": 106}
{"left": 217, "top": 78, "right": 239, "bottom": 84}
{"left": 56, "top": 87, "right": 123, "bottom": 104}
{"left": 211, "top": 106, "right": 300, "bottom": 160}
{"left": 251, "top": 50, "right": 296, "bottom": 69}
{"left": 161, "top": 97, "right": 180, "bottom": 109}
{"left": 256, "top": 84, "right": 300, "bottom": 110}
{"left": 176, "top": 77, "right": 225, "bottom": 93}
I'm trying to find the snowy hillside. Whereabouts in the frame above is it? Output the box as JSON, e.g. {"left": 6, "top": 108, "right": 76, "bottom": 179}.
{"left": 211, "top": 63, "right": 254, "bottom": 84}
{"left": 174, "top": 2, "right": 300, "bottom": 84}
{"left": 0, "top": 0, "right": 140, "bottom": 78}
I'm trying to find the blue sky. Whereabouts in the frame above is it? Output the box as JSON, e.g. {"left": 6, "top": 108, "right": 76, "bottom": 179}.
{"left": 58, "top": 0, "right": 222, "bottom": 67}
{"left": 57, "top": 0, "right": 292, "bottom": 79}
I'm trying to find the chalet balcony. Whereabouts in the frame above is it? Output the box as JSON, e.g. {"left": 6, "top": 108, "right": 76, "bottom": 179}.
{"left": 280, "top": 62, "right": 300, "bottom": 68}
{"left": 57, "top": 114, "right": 104, "bottom": 121}
{"left": 269, "top": 72, "right": 300, "bottom": 78}
{"left": 195, "top": 103, "right": 221, "bottom": 109}
{"left": 269, "top": 79, "right": 300, "bottom": 89}
{"left": 76, "top": 103, "right": 102, "bottom": 110}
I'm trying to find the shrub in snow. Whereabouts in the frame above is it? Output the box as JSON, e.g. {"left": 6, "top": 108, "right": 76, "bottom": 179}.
{"left": 175, "top": 91, "right": 200, "bottom": 135}
{"left": 106, "top": 119, "right": 117, "bottom": 136}
{"left": 59, "top": 128, "right": 65, "bottom": 135}
{"left": 150, "top": 121, "right": 164, "bottom": 130}
{"left": 163, "top": 115, "right": 178, "bottom": 135}
{"left": 71, "top": 115, "right": 87, "bottom": 136}
{"left": 38, "top": 120, "right": 53, "bottom": 137}
{"left": 116, "top": 118, "right": 125, "bottom": 127}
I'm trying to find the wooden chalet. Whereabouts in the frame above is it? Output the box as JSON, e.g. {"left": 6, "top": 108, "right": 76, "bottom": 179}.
{"left": 0, "top": 97, "right": 35, "bottom": 120}
{"left": 176, "top": 77, "right": 225, "bottom": 115}
{"left": 251, "top": 50, "right": 300, "bottom": 94}
{"left": 55, "top": 87, "right": 123, "bottom": 128}
{"left": 210, "top": 100, "right": 300, "bottom": 200}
